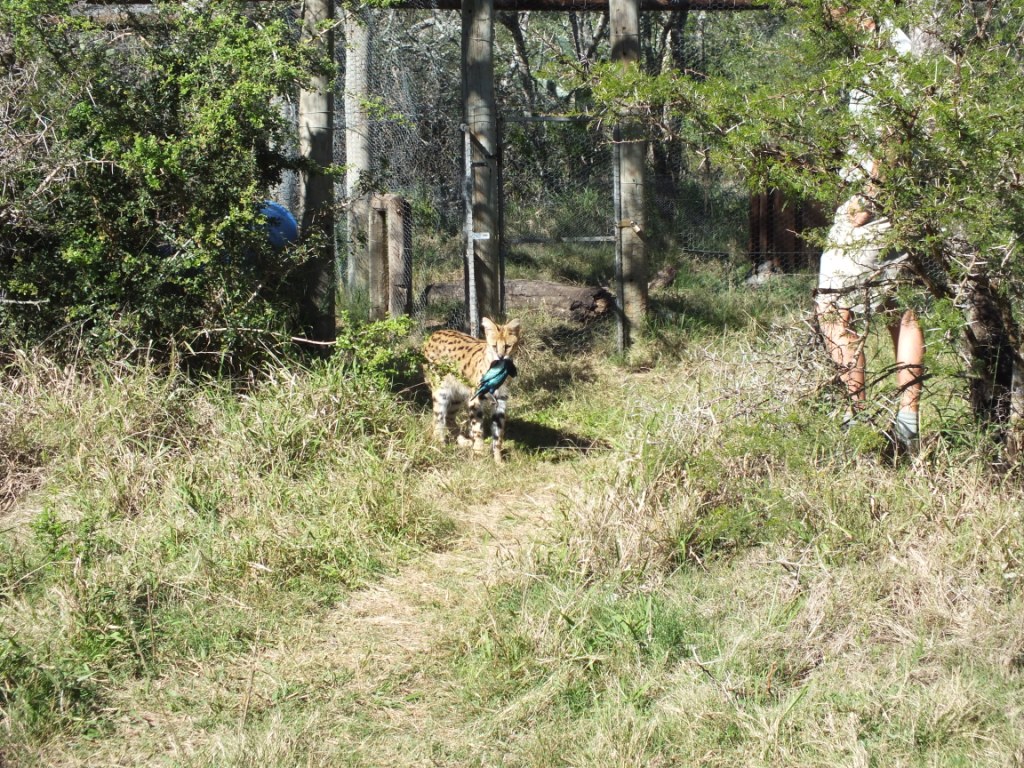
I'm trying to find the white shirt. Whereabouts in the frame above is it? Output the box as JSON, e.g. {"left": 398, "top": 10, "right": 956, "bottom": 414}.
{"left": 841, "top": 20, "right": 913, "bottom": 183}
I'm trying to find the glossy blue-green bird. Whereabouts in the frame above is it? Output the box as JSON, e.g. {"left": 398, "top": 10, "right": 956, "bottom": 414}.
{"left": 472, "top": 357, "right": 518, "bottom": 402}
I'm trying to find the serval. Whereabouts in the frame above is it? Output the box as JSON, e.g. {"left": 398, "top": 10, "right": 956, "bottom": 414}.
{"left": 422, "top": 317, "right": 522, "bottom": 463}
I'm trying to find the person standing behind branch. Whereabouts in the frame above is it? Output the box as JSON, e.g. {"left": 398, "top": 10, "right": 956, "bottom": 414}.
{"left": 814, "top": 7, "right": 925, "bottom": 454}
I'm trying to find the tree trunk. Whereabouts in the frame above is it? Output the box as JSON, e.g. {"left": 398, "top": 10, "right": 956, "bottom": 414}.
{"left": 1010, "top": 349, "right": 1024, "bottom": 458}
{"left": 962, "top": 272, "right": 1017, "bottom": 431}
{"left": 344, "top": 8, "right": 371, "bottom": 294}
{"left": 498, "top": 12, "right": 535, "bottom": 109}
{"left": 932, "top": 232, "right": 1021, "bottom": 437}
{"left": 298, "top": 0, "right": 336, "bottom": 342}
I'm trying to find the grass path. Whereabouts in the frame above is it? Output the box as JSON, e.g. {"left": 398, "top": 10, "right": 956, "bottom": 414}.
{"left": 79, "top": 459, "right": 575, "bottom": 766}
{"left": 294, "top": 463, "right": 567, "bottom": 764}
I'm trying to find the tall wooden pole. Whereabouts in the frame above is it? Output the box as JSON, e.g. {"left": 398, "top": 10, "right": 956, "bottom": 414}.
{"left": 298, "top": 0, "right": 336, "bottom": 342}
{"left": 463, "top": 126, "right": 481, "bottom": 337}
{"left": 344, "top": 8, "right": 371, "bottom": 295}
{"left": 462, "top": 0, "right": 500, "bottom": 331}
{"left": 610, "top": 0, "right": 647, "bottom": 347}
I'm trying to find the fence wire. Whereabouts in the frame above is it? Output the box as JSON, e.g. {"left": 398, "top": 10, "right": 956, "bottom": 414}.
{"left": 331, "top": 6, "right": 837, "bottom": 331}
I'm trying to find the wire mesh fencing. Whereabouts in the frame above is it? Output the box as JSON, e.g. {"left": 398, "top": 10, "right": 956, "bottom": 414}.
{"left": 499, "top": 116, "right": 615, "bottom": 285}
{"left": 331, "top": 5, "right": 831, "bottom": 333}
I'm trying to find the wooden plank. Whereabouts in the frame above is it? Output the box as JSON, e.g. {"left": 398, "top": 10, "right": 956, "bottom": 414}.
{"left": 368, "top": 195, "right": 388, "bottom": 320}
{"left": 424, "top": 279, "right": 615, "bottom": 321}
{"left": 386, "top": 195, "right": 413, "bottom": 317}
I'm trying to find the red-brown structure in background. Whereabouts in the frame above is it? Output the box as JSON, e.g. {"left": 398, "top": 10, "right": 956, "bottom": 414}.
{"left": 749, "top": 189, "right": 829, "bottom": 273}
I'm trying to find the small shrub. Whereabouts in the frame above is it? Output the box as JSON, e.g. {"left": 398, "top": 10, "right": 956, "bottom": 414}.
{"left": 332, "top": 312, "right": 422, "bottom": 391}
{"left": 0, "top": 635, "right": 104, "bottom": 740}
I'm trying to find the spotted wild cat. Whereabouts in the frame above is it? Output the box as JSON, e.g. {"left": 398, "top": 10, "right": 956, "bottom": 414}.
{"left": 422, "top": 317, "right": 522, "bottom": 463}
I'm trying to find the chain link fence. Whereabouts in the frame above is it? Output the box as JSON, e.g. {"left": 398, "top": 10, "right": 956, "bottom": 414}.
{"left": 329, "top": 6, "right": 826, "bottom": 330}
{"left": 333, "top": 8, "right": 464, "bottom": 325}
{"left": 499, "top": 116, "right": 614, "bottom": 285}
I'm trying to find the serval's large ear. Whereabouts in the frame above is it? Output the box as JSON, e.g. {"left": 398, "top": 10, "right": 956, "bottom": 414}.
{"left": 481, "top": 317, "right": 497, "bottom": 341}
{"left": 504, "top": 319, "right": 522, "bottom": 335}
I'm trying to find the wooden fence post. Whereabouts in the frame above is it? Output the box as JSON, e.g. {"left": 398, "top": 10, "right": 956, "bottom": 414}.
{"left": 462, "top": 0, "right": 500, "bottom": 330}
{"left": 610, "top": 0, "right": 647, "bottom": 349}
{"left": 368, "top": 193, "right": 413, "bottom": 320}
{"left": 386, "top": 194, "right": 413, "bottom": 317}
{"left": 368, "top": 194, "right": 388, "bottom": 320}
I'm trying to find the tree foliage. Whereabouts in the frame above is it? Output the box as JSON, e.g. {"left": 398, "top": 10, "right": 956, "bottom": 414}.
{"left": 0, "top": 0, "right": 323, "bottom": 361}
{"left": 585, "top": 0, "right": 1024, "bottom": 431}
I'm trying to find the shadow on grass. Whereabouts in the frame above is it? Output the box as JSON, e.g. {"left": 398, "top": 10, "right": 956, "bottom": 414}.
{"left": 505, "top": 245, "right": 615, "bottom": 288}
{"left": 653, "top": 276, "right": 811, "bottom": 331}
{"left": 395, "top": 374, "right": 433, "bottom": 410}
{"left": 535, "top": 319, "right": 615, "bottom": 358}
{"left": 510, "top": 417, "right": 609, "bottom": 459}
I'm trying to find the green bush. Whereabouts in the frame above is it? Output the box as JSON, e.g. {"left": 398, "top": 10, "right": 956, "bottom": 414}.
{"left": 332, "top": 312, "right": 422, "bottom": 391}
{"left": 0, "top": 0, "right": 323, "bottom": 361}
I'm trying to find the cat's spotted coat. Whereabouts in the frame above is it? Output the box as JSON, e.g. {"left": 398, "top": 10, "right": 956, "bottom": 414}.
{"left": 422, "top": 317, "right": 522, "bottom": 463}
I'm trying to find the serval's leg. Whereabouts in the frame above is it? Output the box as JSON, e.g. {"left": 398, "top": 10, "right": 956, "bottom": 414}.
{"left": 462, "top": 397, "right": 486, "bottom": 454}
{"left": 432, "top": 389, "right": 453, "bottom": 443}
{"left": 490, "top": 394, "right": 508, "bottom": 463}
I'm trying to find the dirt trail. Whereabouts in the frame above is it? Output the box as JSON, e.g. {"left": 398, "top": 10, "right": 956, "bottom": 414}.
{"left": 326, "top": 471, "right": 562, "bottom": 683}
{"left": 261, "top": 461, "right": 570, "bottom": 761}
{"left": 325, "top": 462, "right": 565, "bottom": 671}
{"left": 69, "top": 461, "right": 572, "bottom": 767}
